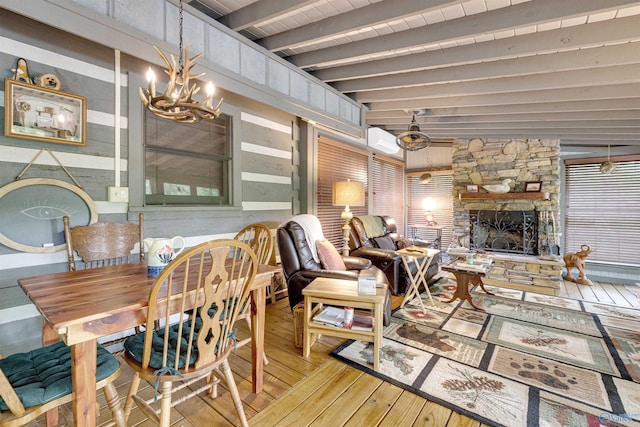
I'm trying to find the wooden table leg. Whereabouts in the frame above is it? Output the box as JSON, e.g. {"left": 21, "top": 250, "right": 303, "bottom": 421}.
{"left": 373, "top": 300, "right": 383, "bottom": 371}
{"left": 71, "top": 339, "right": 97, "bottom": 427}
{"left": 444, "top": 271, "right": 484, "bottom": 310}
{"left": 42, "top": 320, "right": 59, "bottom": 427}
{"left": 251, "top": 287, "right": 265, "bottom": 393}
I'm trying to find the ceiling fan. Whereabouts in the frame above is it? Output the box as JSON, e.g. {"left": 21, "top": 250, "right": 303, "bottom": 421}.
{"left": 395, "top": 113, "right": 431, "bottom": 151}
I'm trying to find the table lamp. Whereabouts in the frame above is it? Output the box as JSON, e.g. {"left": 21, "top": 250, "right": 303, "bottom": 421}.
{"left": 332, "top": 180, "right": 365, "bottom": 255}
{"left": 422, "top": 197, "right": 437, "bottom": 225}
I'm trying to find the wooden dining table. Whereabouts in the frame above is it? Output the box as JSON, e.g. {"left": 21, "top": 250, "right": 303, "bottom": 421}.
{"left": 18, "top": 261, "right": 278, "bottom": 427}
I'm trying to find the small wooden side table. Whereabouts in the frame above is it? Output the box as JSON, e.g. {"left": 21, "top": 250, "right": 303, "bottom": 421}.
{"left": 302, "top": 277, "right": 387, "bottom": 371}
{"left": 441, "top": 261, "right": 494, "bottom": 310}
{"left": 396, "top": 247, "right": 440, "bottom": 314}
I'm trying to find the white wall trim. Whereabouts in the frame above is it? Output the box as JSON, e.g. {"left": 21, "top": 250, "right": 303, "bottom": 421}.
{"left": 0, "top": 35, "right": 128, "bottom": 85}
{"left": 241, "top": 142, "right": 292, "bottom": 159}
{"left": 242, "top": 201, "right": 292, "bottom": 211}
{"left": 241, "top": 112, "right": 291, "bottom": 135}
{"left": 0, "top": 146, "right": 127, "bottom": 171}
{"left": 0, "top": 304, "right": 39, "bottom": 325}
{"left": 241, "top": 172, "right": 291, "bottom": 184}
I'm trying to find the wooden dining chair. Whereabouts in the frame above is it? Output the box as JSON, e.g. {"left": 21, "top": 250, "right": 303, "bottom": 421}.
{"left": 63, "top": 212, "right": 144, "bottom": 271}
{"left": 121, "top": 239, "right": 258, "bottom": 427}
{"left": 0, "top": 341, "right": 125, "bottom": 427}
{"left": 233, "top": 223, "right": 274, "bottom": 364}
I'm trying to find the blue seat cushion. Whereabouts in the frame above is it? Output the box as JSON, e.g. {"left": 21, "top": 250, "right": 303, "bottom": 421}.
{"left": 124, "top": 317, "right": 203, "bottom": 370}
{"left": 0, "top": 341, "right": 119, "bottom": 411}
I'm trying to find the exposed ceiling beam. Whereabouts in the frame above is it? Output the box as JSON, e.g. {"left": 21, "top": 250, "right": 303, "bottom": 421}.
{"left": 385, "top": 120, "right": 639, "bottom": 130}
{"left": 338, "top": 44, "right": 640, "bottom": 94}
{"left": 354, "top": 65, "right": 640, "bottom": 102}
{"left": 366, "top": 100, "right": 640, "bottom": 119}
{"left": 288, "top": 0, "right": 640, "bottom": 68}
{"left": 313, "top": 16, "right": 640, "bottom": 82}
{"left": 217, "top": 0, "right": 316, "bottom": 31}
{"left": 366, "top": 84, "right": 640, "bottom": 111}
{"left": 260, "top": 0, "right": 459, "bottom": 51}
{"left": 367, "top": 112, "right": 640, "bottom": 125}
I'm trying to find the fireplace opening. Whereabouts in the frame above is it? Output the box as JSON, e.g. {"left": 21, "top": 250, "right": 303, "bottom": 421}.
{"left": 469, "top": 210, "right": 538, "bottom": 255}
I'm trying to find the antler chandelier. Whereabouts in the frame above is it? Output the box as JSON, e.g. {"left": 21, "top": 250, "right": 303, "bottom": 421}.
{"left": 139, "top": 0, "right": 223, "bottom": 123}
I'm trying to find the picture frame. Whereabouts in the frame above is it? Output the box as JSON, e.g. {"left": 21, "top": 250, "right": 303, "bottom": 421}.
{"left": 466, "top": 184, "right": 479, "bottom": 193}
{"left": 4, "top": 79, "right": 86, "bottom": 146}
{"left": 524, "top": 181, "right": 542, "bottom": 192}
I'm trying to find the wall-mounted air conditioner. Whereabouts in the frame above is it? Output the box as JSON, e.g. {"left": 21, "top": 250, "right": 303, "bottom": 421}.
{"left": 367, "top": 127, "right": 399, "bottom": 155}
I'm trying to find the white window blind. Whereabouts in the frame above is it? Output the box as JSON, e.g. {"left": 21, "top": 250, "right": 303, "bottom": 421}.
{"left": 407, "top": 173, "right": 454, "bottom": 249}
{"left": 564, "top": 158, "right": 640, "bottom": 266}
{"left": 372, "top": 155, "right": 405, "bottom": 234}
{"left": 317, "top": 137, "right": 368, "bottom": 250}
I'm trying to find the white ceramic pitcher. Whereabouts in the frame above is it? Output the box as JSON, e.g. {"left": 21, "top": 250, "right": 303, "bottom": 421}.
{"left": 144, "top": 236, "right": 186, "bottom": 277}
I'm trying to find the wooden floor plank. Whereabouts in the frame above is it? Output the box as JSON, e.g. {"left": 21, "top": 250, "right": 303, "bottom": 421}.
{"left": 308, "top": 373, "right": 384, "bottom": 426}
{"left": 272, "top": 363, "right": 363, "bottom": 426}
{"left": 343, "top": 381, "right": 404, "bottom": 427}
{"left": 598, "top": 281, "right": 634, "bottom": 307}
{"left": 248, "top": 360, "right": 348, "bottom": 426}
{"left": 376, "top": 390, "right": 426, "bottom": 426}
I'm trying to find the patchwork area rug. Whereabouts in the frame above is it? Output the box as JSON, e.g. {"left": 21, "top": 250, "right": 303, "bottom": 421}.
{"left": 331, "top": 277, "right": 640, "bottom": 426}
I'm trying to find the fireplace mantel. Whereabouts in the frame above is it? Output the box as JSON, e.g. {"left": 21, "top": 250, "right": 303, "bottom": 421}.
{"left": 459, "top": 191, "right": 549, "bottom": 200}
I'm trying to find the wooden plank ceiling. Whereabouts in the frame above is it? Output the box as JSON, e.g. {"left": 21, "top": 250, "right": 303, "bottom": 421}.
{"left": 189, "top": 0, "right": 640, "bottom": 149}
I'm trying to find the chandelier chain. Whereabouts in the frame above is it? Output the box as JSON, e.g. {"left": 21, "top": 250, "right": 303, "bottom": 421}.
{"left": 178, "top": 0, "right": 184, "bottom": 74}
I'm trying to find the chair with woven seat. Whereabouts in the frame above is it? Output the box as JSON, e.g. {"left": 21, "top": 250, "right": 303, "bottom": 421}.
{"left": 63, "top": 212, "right": 144, "bottom": 271}
{"left": 0, "top": 341, "right": 125, "bottom": 427}
{"left": 122, "top": 239, "right": 258, "bottom": 427}
{"left": 233, "top": 223, "right": 273, "bottom": 364}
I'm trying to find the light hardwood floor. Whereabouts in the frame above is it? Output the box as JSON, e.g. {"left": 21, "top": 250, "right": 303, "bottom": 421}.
{"left": 39, "top": 276, "right": 640, "bottom": 426}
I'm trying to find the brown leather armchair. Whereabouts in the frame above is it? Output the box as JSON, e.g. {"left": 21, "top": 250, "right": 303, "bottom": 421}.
{"left": 277, "top": 217, "right": 392, "bottom": 326}
{"left": 348, "top": 215, "right": 439, "bottom": 295}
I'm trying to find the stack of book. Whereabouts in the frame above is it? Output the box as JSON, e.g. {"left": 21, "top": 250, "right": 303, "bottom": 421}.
{"left": 312, "top": 306, "right": 344, "bottom": 327}
{"left": 312, "top": 307, "right": 373, "bottom": 331}
{"left": 351, "top": 314, "right": 373, "bottom": 331}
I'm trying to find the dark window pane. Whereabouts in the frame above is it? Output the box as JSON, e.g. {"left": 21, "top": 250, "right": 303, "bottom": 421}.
{"left": 144, "top": 110, "right": 230, "bottom": 206}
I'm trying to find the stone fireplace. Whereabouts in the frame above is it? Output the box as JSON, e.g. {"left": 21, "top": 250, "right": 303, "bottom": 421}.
{"left": 452, "top": 138, "right": 563, "bottom": 292}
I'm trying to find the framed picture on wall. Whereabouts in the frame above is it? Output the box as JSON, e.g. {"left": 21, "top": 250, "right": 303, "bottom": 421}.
{"left": 4, "top": 79, "right": 87, "bottom": 146}
{"left": 524, "top": 181, "right": 542, "bottom": 192}
{"left": 466, "top": 184, "right": 479, "bottom": 192}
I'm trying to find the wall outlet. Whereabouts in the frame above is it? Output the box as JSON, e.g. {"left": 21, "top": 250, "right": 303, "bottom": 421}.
{"left": 108, "top": 186, "right": 129, "bottom": 203}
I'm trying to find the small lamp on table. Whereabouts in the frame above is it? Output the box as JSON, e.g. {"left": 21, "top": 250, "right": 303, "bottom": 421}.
{"left": 332, "top": 180, "right": 365, "bottom": 256}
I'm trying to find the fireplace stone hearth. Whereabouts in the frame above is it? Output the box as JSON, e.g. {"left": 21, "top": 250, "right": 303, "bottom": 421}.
{"left": 451, "top": 138, "right": 563, "bottom": 292}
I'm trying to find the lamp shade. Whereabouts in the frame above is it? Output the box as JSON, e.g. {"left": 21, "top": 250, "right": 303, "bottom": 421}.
{"left": 332, "top": 181, "right": 365, "bottom": 206}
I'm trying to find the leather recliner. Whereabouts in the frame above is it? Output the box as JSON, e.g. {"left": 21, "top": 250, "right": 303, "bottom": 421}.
{"left": 277, "top": 219, "right": 392, "bottom": 326}
{"left": 348, "top": 215, "right": 439, "bottom": 295}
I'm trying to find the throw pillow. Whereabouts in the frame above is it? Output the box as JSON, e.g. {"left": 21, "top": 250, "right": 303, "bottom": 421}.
{"left": 396, "top": 237, "right": 412, "bottom": 249}
{"left": 316, "top": 240, "right": 346, "bottom": 270}
{"left": 373, "top": 235, "right": 396, "bottom": 250}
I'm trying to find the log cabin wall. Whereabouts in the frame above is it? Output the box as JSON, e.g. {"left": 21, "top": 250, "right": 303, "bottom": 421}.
{"left": 0, "top": 9, "right": 305, "bottom": 355}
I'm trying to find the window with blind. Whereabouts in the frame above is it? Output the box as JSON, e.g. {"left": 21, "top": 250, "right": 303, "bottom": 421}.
{"left": 371, "top": 155, "right": 405, "bottom": 234}
{"left": 317, "top": 137, "right": 368, "bottom": 250}
{"left": 407, "top": 174, "right": 454, "bottom": 249}
{"left": 564, "top": 158, "right": 640, "bottom": 267}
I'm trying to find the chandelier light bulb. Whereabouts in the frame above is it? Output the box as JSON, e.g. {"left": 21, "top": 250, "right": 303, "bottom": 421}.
{"left": 206, "top": 81, "right": 215, "bottom": 96}
{"left": 146, "top": 67, "right": 155, "bottom": 83}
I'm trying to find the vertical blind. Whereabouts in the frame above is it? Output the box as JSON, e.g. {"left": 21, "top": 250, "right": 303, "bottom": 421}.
{"left": 371, "top": 155, "right": 405, "bottom": 234}
{"left": 407, "top": 174, "right": 454, "bottom": 249}
{"left": 317, "top": 137, "right": 368, "bottom": 250}
{"left": 564, "top": 158, "right": 640, "bottom": 266}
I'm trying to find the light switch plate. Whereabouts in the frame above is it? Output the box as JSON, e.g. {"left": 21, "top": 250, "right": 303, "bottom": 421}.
{"left": 108, "top": 186, "right": 129, "bottom": 203}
